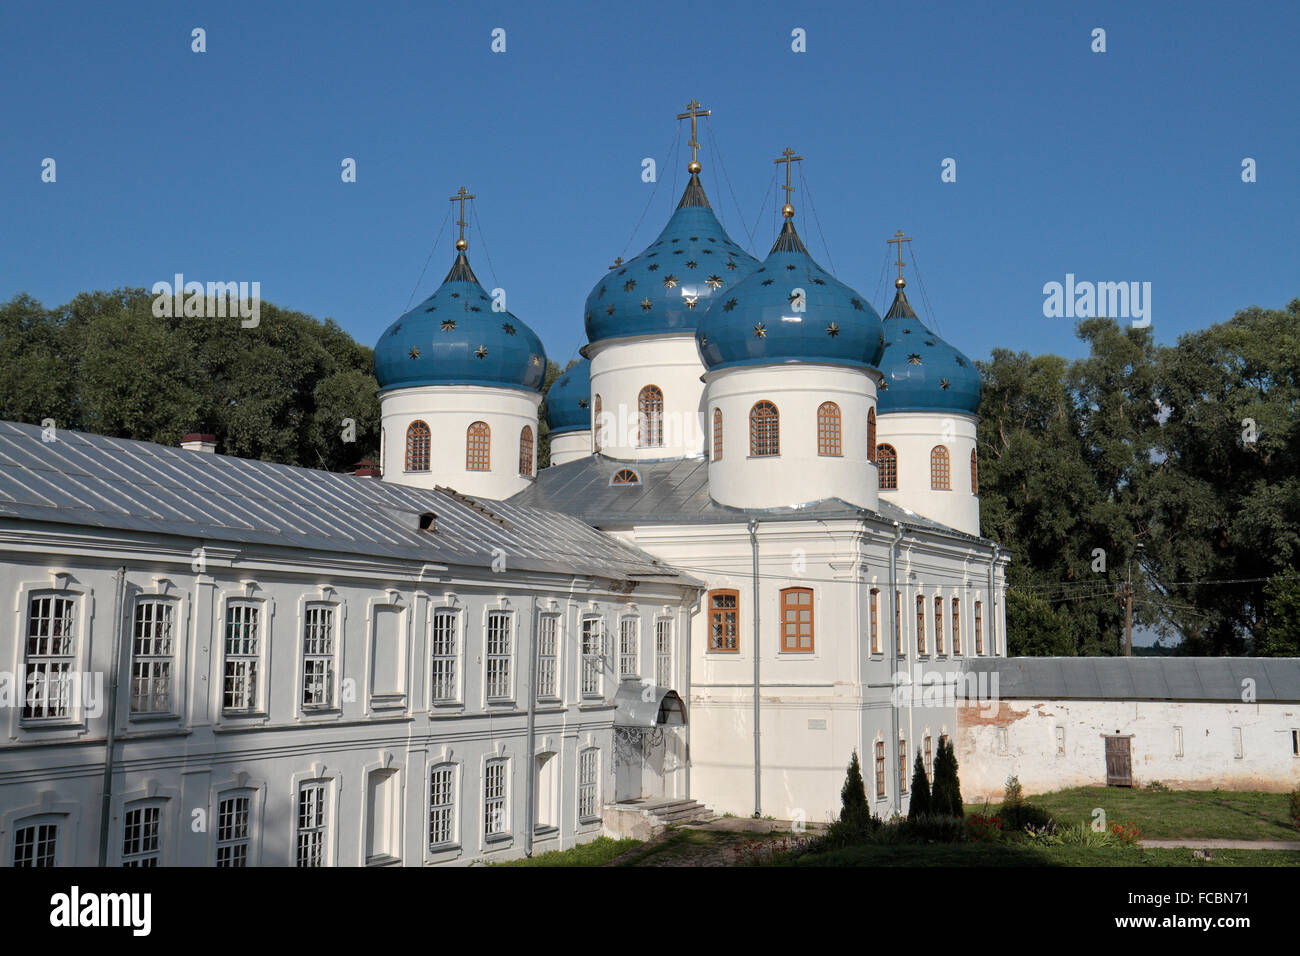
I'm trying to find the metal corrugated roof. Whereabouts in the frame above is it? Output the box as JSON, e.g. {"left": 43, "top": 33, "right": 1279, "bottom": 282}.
{"left": 0, "top": 421, "right": 693, "bottom": 584}
{"left": 959, "top": 657, "right": 1300, "bottom": 703}
{"left": 510, "top": 453, "right": 991, "bottom": 541}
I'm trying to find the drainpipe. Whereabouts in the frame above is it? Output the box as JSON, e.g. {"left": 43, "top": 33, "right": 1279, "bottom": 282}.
{"left": 989, "top": 544, "right": 1000, "bottom": 657}
{"left": 98, "top": 567, "right": 126, "bottom": 867}
{"left": 888, "top": 523, "right": 903, "bottom": 817}
{"left": 683, "top": 596, "right": 695, "bottom": 800}
{"left": 524, "top": 598, "right": 539, "bottom": 857}
{"left": 748, "top": 518, "right": 761, "bottom": 819}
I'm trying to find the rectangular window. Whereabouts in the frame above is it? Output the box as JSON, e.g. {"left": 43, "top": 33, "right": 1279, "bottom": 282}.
{"left": 130, "top": 599, "right": 174, "bottom": 714}
{"left": 296, "top": 782, "right": 328, "bottom": 867}
{"left": 365, "top": 769, "right": 399, "bottom": 863}
{"left": 581, "top": 618, "right": 603, "bottom": 696}
{"left": 1292, "top": 729, "right": 1299, "bottom": 757}
{"left": 874, "top": 741, "right": 886, "bottom": 797}
{"left": 302, "top": 604, "right": 335, "bottom": 708}
{"left": 1174, "top": 726, "right": 1184, "bottom": 758}
{"left": 535, "top": 613, "right": 559, "bottom": 700}
{"left": 1055, "top": 726, "right": 1066, "bottom": 756}
{"left": 24, "top": 595, "right": 76, "bottom": 719}
{"left": 619, "top": 618, "right": 639, "bottom": 678}
{"left": 951, "top": 597, "right": 961, "bottom": 655}
{"left": 1232, "top": 726, "right": 1243, "bottom": 759}
{"left": 429, "top": 765, "right": 457, "bottom": 848}
{"left": 869, "top": 588, "right": 880, "bottom": 655}
{"left": 485, "top": 612, "right": 512, "bottom": 701}
{"left": 708, "top": 589, "right": 739, "bottom": 652}
{"left": 655, "top": 620, "right": 672, "bottom": 688}
{"left": 484, "top": 760, "right": 508, "bottom": 838}
{"left": 934, "top": 596, "right": 945, "bottom": 655}
{"left": 974, "top": 601, "right": 984, "bottom": 655}
{"left": 579, "top": 749, "right": 600, "bottom": 822}
{"left": 430, "top": 609, "right": 458, "bottom": 703}
{"left": 12, "top": 822, "right": 58, "bottom": 867}
{"left": 916, "top": 595, "right": 926, "bottom": 655}
{"left": 223, "top": 602, "right": 260, "bottom": 712}
{"left": 780, "top": 587, "right": 814, "bottom": 652}
{"left": 924, "top": 735, "right": 933, "bottom": 783}
{"left": 122, "top": 805, "right": 161, "bottom": 867}
{"left": 898, "top": 739, "right": 908, "bottom": 793}
{"left": 216, "top": 794, "right": 251, "bottom": 867}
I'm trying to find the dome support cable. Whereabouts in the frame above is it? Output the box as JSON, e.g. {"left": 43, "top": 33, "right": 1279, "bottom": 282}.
{"left": 617, "top": 124, "right": 680, "bottom": 261}
{"left": 909, "top": 246, "right": 943, "bottom": 337}
{"left": 798, "top": 165, "right": 837, "bottom": 276}
{"left": 402, "top": 203, "right": 453, "bottom": 313}
{"left": 470, "top": 199, "right": 501, "bottom": 291}
{"left": 704, "top": 120, "right": 764, "bottom": 257}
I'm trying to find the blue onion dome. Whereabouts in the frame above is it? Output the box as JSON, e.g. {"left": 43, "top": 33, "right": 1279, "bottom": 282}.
{"left": 696, "top": 217, "right": 885, "bottom": 372}
{"left": 875, "top": 280, "right": 981, "bottom": 414}
{"left": 583, "top": 172, "right": 760, "bottom": 346}
{"left": 544, "top": 357, "right": 591, "bottom": 434}
{"left": 374, "top": 248, "right": 547, "bottom": 393}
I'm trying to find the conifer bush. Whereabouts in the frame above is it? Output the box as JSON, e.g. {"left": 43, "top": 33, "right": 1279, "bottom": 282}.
{"left": 907, "top": 751, "right": 931, "bottom": 821}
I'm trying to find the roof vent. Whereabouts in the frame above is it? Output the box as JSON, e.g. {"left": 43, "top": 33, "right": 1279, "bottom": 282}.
{"left": 418, "top": 512, "right": 436, "bottom": 531}
{"left": 180, "top": 433, "right": 217, "bottom": 454}
{"left": 353, "top": 460, "right": 381, "bottom": 477}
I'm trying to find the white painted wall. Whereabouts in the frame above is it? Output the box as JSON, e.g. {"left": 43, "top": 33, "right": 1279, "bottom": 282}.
{"left": 956, "top": 697, "right": 1300, "bottom": 802}
{"left": 587, "top": 333, "right": 708, "bottom": 460}
{"left": 703, "top": 364, "right": 880, "bottom": 511}
{"left": 380, "top": 384, "right": 541, "bottom": 499}
{"left": 876, "top": 411, "right": 979, "bottom": 536}
{"left": 548, "top": 429, "right": 591, "bottom": 466}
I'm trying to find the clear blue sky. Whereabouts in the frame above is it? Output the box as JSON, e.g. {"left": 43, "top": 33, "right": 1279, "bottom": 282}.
{"left": 2, "top": 0, "right": 1296, "bottom": 371}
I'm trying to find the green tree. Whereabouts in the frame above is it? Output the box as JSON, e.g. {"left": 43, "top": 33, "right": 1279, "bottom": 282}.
{"left": 1258, "top": 568, "right": 1300, "bottom": 656}
{"left": 907, "top": 751, "right": 930, "bottom": 821}
{"left": 537, "top": 357, "right": 577, "bottom": 469}
{"left": 930, "top": 738, "right": 964, "bottom": 818}
{"left": 839, "top": 751, "right": 868, "bottom": 824}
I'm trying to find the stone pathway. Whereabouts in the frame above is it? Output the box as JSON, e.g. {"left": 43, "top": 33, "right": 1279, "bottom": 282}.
{"left": 1140, "top": 838, "right": 1300, "bottom": 851}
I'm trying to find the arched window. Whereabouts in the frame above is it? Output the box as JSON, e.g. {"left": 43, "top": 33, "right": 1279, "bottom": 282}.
{"left": 930, "top": 445, "right": 950, "bottom": 490}
{"left": 610, "top": 468, "right": 640, "bottom": 486}
{"left": 593, "top": 395, "right": 602, "bottom": 452}
{"left": 405, "top": 420, "right": 431, "bottom": 472}
{"left": 971, "top": 448, "right": 978, "bottom": 494}
{"left": 466, "top": 422, "right": 490, "bottom": 471}
{"left": 817, "top": 402, "right": 841, "bottom": 457}
{"left": 867, "top": 408, "right": 877, "bottom": 462}
{"left": 518, "top": 426, "right": 534, "bottom": 477}
{"left": 712, "top": 408, "right": 723, "bottom": 461}
{"left": 749, "top": 401, "right": 779, "bottom": 457}
{"left": 877, "top": 444, "right": 897, "bottom": 490}
{"left": 780, "top": 587, "right": 814, "bottom": 652}
{"left": 638, "top": 385, "right": 664, "bottom": 448}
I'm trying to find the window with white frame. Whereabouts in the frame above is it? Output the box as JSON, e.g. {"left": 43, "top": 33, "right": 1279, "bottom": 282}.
{"left": 296, "top": 782, "right": 328, "bottom": 867}
{"left": 581, "top": 617, "right": 603, "bottom": 697}
{"left": 130, "top": 598, "right": 174, "bottom": 715}
{"left": 619, "top": 617, "right": 639, "bottom": 679}
{"left": 485, "top": 612, "right": 512, "bottom": 701}
{"left": 23, "top": 594, "right": 76, "bottom": 720}
{"left": 536, "top": 613, "right": 559, "bottom": 700}
{"left": 430, "top": 609, "right": 458, "bottom": 703}
{"left": 655, "top": 620, "right": 672, "bottom": 688}
{"left": 429, "top": 764, "right": 457, "bottom": 848}
{"left": 579, "top": 749, "right": 600, "bottom": 821}
{"left": 121, "top": 803, "right": 161, "bottom": 866}
{"left": 1174, "top": 726, "right": 1184, "bottom": 758}
{"left": 215, "top": 793, "right": 251, "bottom": 866}
{"left": 223, "top": 602, "right": 260, "bottom": 712}
{"left": 12, "top": 818, "right": 59, "bottom": 867}
{"left": 484, "top": 759, "right": 508, "bottom": 839}
{"left": 302, "top": 604, "right": 335, "bottom": 708}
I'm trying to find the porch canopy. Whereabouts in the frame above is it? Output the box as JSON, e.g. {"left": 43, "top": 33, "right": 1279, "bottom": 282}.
{"left": 614, "top": 682, "right": 686, "bottom": 727}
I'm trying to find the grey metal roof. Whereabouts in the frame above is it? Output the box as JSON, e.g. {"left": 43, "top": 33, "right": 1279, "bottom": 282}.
{"left": 613, "top": 682, "right": 686, "bottom": 727}
{"left": 0, "top": 421, "right": 694, "bottom": 584}
{"left": 513, "top": 453, "right": 990, "bottom": 542}
{"left": 959, "top": 657, "right": 1300, "bottom": 703}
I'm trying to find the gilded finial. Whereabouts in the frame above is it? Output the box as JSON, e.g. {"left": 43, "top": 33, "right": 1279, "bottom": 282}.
{"left": 773, "top": 147, "right": 803, "bottom": 219}
{"left": 449, "top": 186, "right": 475, "bottom": 252}
{"left": 677, "top": 99, "right": 711, "bottom": 174}
{"left": 887, "top": 230, "right": 912, "bottom": 288}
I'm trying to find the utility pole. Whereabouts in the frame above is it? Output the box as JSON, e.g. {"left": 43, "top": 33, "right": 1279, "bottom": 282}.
{"left": 1122, "top": 544, "right": 1144, "bottom": 656}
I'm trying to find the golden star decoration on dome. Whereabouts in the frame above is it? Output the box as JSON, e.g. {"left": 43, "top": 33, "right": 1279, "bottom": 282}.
{"left": 706, "top": 275, "right": 723, "bottom": 289}
{"left": 640, "top": 298, "right": 653, "bottom": 311}
{"left": 624, "top": 279, "right": 636, "bottom": 292}
{"left": 684, "top": 295, "right": 699, "bottom": 309}
{"left": 476, "top": 345, "right": 488, "bottom": 359}
{"left": 408, "top": 346, "right": 421, "bottom": 359}
{"left": 754, "top": 323, "right": 767, "bottom": 337}
{"left": 440, "top": 319, "right": 456, "bottom": 332}
{"left": 663, "top": 275, "right": 678, "bottom": 289}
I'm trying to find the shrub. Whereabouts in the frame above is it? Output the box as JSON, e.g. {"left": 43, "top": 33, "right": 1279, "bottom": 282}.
{"left": 931, "top": 737, "right": 964, "bottom": 818}
{"left": 999, "top": 801, "right": 1055, "bottom": 833}
{"left": 904, "top": 813, "right": 967, "bottom": 843}
{"left": 1003, "top": 775, "right": 1024, "bottom": 808}
{"left": 1144, "top": 780, "right": 1169, "bottom": 792}
{"left": 840, "top": 751, "right": 868, "bottom": 824}
{"left": 1290, "top": 789, "right": 1300, "bottom": 830}
{"left": 907, "top": 751, "right": 931, "bottom": 821}
{"left": 967, "top": 813, "right": 1003, "bottom": 842}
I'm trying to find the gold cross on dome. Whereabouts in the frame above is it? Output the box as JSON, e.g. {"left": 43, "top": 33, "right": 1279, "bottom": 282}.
{"left": 676, "top": 99, "right": 711, "bottom": 167}
{"left": 449, "top": 186, "right": 475, "bottom": 245}
{"left": 774, "top": 147, "right": 803, "bottom": 212}
{"left": 887, "top": 230, "right": 912, "bottom": 282}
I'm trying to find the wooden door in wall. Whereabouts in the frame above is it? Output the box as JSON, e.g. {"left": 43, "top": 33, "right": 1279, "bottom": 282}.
{"left": 614, "top": 727, "right": 644, "bottom": 802}
{"left": 1104, "top": 735, "right": 1132, "bottom": 787}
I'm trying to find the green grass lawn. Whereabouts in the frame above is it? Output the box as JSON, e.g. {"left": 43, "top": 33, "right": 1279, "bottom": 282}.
{"left": 967, "top": 786, "right": 1300, "bottom": 841}
{"left": 491, "top": 836, "right": 642, "bottom": 866}
{"left": 787, "top": 843, "right": 1300, "bottom": 867}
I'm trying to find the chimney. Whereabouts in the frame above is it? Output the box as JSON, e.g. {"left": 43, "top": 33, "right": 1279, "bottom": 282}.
{"left": 353, "top": 459, "right": 381, "bottom": 478}
{"left": 181, "top": 433, "right": 217, "bottom": 454}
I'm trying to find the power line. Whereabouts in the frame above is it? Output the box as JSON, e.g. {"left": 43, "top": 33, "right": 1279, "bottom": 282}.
{"left": 401, "top": 203, "right": 453, "bottom": 313}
